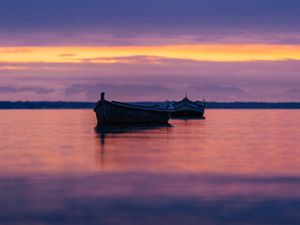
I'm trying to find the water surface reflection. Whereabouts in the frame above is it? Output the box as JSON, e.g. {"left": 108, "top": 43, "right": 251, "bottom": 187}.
{"left": 0, "top": 109, "right": 299, "bottom": 224}
{"left": 94, "top": 124, "right": 172, "bottom": 168}
{"left": 0, "top": 173, "right": 299, "bottom": 225}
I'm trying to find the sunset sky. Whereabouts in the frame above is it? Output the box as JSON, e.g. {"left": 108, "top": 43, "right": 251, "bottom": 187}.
{"left": 1, "top": 0, "right": 300, "bottom": 101}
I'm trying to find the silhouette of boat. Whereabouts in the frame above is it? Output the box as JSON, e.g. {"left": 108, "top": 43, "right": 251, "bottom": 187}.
{"left": 172, "top": 95, "right": 205, "bottom": 118}
{"left": 94, "top": 92, "right": 173, "bottom": 125}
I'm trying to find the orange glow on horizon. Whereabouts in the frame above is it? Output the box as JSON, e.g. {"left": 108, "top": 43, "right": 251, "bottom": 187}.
{"left": 0, "top": 44, "right": 300, "bottom": 63}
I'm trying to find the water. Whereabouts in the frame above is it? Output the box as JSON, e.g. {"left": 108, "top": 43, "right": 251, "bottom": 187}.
{"left": 0, "top": 109, "right": 299, "bottom": 225}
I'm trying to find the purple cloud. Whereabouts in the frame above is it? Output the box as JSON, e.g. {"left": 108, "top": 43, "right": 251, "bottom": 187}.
{"left": 0, "top": 0, "right": 300, "bottom": 45}
{"left": 282, "top": 88, "right": 300, "bottom": 100}
{"left": 0, "top": 86, "right": 55, "bottom": 95}
{"left": 187, "top": 85, "right": 251, "bottom": 101}
{"left": 0, "top": 59, "right": 300, "bottom": 101}
{"left": 65, "top": 83, "right": 172, "bottom": 101}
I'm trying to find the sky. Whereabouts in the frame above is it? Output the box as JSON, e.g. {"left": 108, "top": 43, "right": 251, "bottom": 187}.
{"left": 1, "top": 0, "right": 300, "bottom": 102}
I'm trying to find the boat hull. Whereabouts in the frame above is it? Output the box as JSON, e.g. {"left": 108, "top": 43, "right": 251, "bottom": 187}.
{"left": 172, "top": 97, "right": 205, "bottom": 118}
{"left": 94, "top": 100, "right": 172, "bottom": 125}
{"left": 172, "top": 109, "right": 204, "bottom": 118}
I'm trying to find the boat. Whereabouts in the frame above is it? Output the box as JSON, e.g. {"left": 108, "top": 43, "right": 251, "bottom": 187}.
{"left": 94, "top": 92, "right": 173, "bottom": 125}
{"left": 172, "top": 95, "right": 205, "bottom": 118}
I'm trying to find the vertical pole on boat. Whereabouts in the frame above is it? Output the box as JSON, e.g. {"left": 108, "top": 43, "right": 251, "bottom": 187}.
{"left": 100, "top": 92, "right": 106, "bottom": 125}
{"left": 101, "top": 92, "right": 105, "bottom": 101}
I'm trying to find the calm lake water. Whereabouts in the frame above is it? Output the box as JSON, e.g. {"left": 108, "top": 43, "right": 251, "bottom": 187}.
{"left": 0, "top": 109, "right": 299, "bottom": 225}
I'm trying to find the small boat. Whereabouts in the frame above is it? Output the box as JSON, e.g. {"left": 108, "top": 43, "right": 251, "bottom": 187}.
{"left": 172, "top": 95, "right": 205, "bottom": 118}
{"left": 94, "top": 92, "right": 173, "bottom": 125}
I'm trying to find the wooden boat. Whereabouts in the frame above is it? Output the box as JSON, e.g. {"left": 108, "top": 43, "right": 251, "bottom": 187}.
{"left": 94, "top": 93, "right": 173, "bottom": 125}
{"left": 172, "top": 95, "right": 205, "bottom": 118}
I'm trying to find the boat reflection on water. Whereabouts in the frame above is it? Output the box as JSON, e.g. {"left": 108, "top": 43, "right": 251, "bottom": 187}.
{"left": 95, "top": 123, "right": 172, "bottom": 142}
{"left": 95, "top": 123, "right": 172, "bottom": 135}
{"left": 95, "top": 123, "right": 172, "bottom": 148}
{"left": 94, "top": 123, "right": 172, "bottom": 166}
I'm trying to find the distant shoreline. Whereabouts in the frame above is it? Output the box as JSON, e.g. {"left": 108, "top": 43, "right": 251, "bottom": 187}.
{"left": 1, "top": 101, "right": 300, "bottom": 109}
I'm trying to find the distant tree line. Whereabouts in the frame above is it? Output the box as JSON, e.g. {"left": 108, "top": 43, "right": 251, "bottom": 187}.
{"left": 0, "top": 101, "right": 94, "bottom": 109}
{"left": 205, "top": 102, "right": 300, "bottom": 109}
{"left": 1, "top": 101, "right": 300, "bottom": 109}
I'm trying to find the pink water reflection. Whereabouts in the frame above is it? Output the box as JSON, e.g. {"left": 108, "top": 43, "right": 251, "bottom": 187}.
{"left": 0, "top": 109, "right": 299, "bottom": 176}
{"left": 0, "top": 109, "right": 300, "bottom": 224}
{"left": 96, "top": 110, "right": 300, "bottom": 176}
